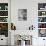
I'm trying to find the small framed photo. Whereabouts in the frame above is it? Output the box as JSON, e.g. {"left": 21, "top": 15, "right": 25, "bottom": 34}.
{"left": 0, "top": 23, "right": 8, "bottom": 37}
{"left": 0, "top": 17, "right": 8, "bottom": 22}
{"left": 5, "top": 6, "right": 8, "bottom": 10}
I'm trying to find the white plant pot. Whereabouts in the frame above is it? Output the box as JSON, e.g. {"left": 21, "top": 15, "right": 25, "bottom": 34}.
{"left": 21, "top": 40, "right": 25, "bottom": 46}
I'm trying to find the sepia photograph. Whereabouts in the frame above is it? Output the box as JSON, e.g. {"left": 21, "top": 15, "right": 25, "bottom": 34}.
{"left": 18, "top": 9, "right": 27, "bottom": 21}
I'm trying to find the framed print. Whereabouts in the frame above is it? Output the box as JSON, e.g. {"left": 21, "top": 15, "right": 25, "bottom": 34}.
{"left": 18, "top": 9, "right": 27, "bottom": 21}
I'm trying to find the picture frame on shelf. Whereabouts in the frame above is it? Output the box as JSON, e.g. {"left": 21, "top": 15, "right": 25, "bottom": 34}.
{"left": 38, "top": 3, "right": 46, "bottom": 10}
{"left": 38, "top": 23, "right": 46, "bottom": 28}
{"left": 0, "top": 17, "right": 8, "bottom": 22}
{"left": 5, "top": 6, "right": 8, "bottom": 10}
{"left": 0, "top": 3, "right": 8, "bottom": 10}
{"left": 38, "top": 11, "right": 46, "bottom": 16}
{"left": 0, "top": 23, "right": 8, "bottom": 37}
{"left": 38, "top": 17, "right": 46, "bottom": 22}
{"left": 0, "top": 11, "right": 8, "bottom": 16}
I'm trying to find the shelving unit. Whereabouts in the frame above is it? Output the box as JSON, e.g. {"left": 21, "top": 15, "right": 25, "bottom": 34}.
{"left": 38, "top": 10, "right": 46, "bottom": 11}
{"left": 38, "top": 3, "right": 46, "bottom": 37}
{"left": 0, "top": 3, "right": 8, "bottom": 37}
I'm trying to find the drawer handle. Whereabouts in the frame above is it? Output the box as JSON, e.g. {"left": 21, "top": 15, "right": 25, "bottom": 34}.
{"left": 1, "top": 39, "right": 3, "bottom": 40}
{"left": 43, "top": 39, "right": 45, "bottom": 40}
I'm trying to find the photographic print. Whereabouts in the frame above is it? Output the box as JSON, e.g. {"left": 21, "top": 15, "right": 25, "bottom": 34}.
{"left": 38, "top": 11, "right": 46, "bottom": 16}
{"left": 18, "top": 9, "right": 27, "bottom": 21}
{"left": 38, "top": 3, "right": 46, "bottom": 10}
{"left": 0, "top": 11, "right": 8, "bottom": 16}
{"left": 0, "top": 17, "right": 8, "bottom": 22}
{"left": 11, "top": 23, "right": 16, "bottom": 30}
{"left": 38, "top": 23, "right": 46, "bottom": 28}
{"left": 0, "top": 23, "right": 8, "bottom": 37}
{"left": 38, "top": 17, "right": 46, "bottom": 22}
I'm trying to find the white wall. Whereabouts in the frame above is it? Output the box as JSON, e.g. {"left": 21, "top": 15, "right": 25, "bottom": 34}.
{"left": 11, "top": 0, "right": 46, "bottom": 46}
{"left": 11, "top": 0, "right": 38, "bottom": 30}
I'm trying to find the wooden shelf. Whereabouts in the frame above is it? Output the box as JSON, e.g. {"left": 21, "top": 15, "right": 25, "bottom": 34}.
{"left": 38, "top": 28, "right": 46, "bottom": 29}
{"left": 38, "top": 22, "right": 46, "bottom": 23}
{"left": 0, "top": 10, "right": 8, "bottom": 11}
{"left": 38, "top": 16, "right": 46, "bottom": 17}
{"left": 38, "top": 10, "right": 46, "bottom": 11}
{"left": 0, "top": 22, "right": 8, "bottom": 23}
{"left": 0, "top": 16, "right": 8, "bottom": 17}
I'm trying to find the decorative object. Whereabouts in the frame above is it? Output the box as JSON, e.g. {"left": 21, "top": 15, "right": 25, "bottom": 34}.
{"left": 15, "top": 35, "right": 32, "bottom": 46}
{"left": 0, "top": 3, "right": 8, "bottom": 10}
{"left": 19, "top": 35, "right": 32, "bottom": 45}
{"left": 0, "top": 17, "right": 8, "bottom": 22}
{"left": 21, "top": 40, "right": 25, "bottom": 46}
{"left": 38, "top": 23, "right": 46, "bottom": 28}
{"left": 0, "top": 23, "right": 8, "bottom": 37}
{"left": 18, "top": 9, "right": 27, "bottom": 21}
{"left": 0, "top": 11, "right": 8, "bottom": 16}
{"left": 38, "top": 11, "right": 46, "bottom": 16}
{"left": 38, "top": 17, "right": 46, "bottom": 22}
{"left": 11, "top": 23, "right": 16, "bottom": 30}
{"left": 5, "top": 6, "right": 8, "bottom": 10}
{"left": 42, "top": 12, "right": 45, "bottom": 15}
{"left": 39, "top": 29, "right": 46, "bottom": 37}
{"left": 29, "top": 25, "right": 35, "bottom": 30}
